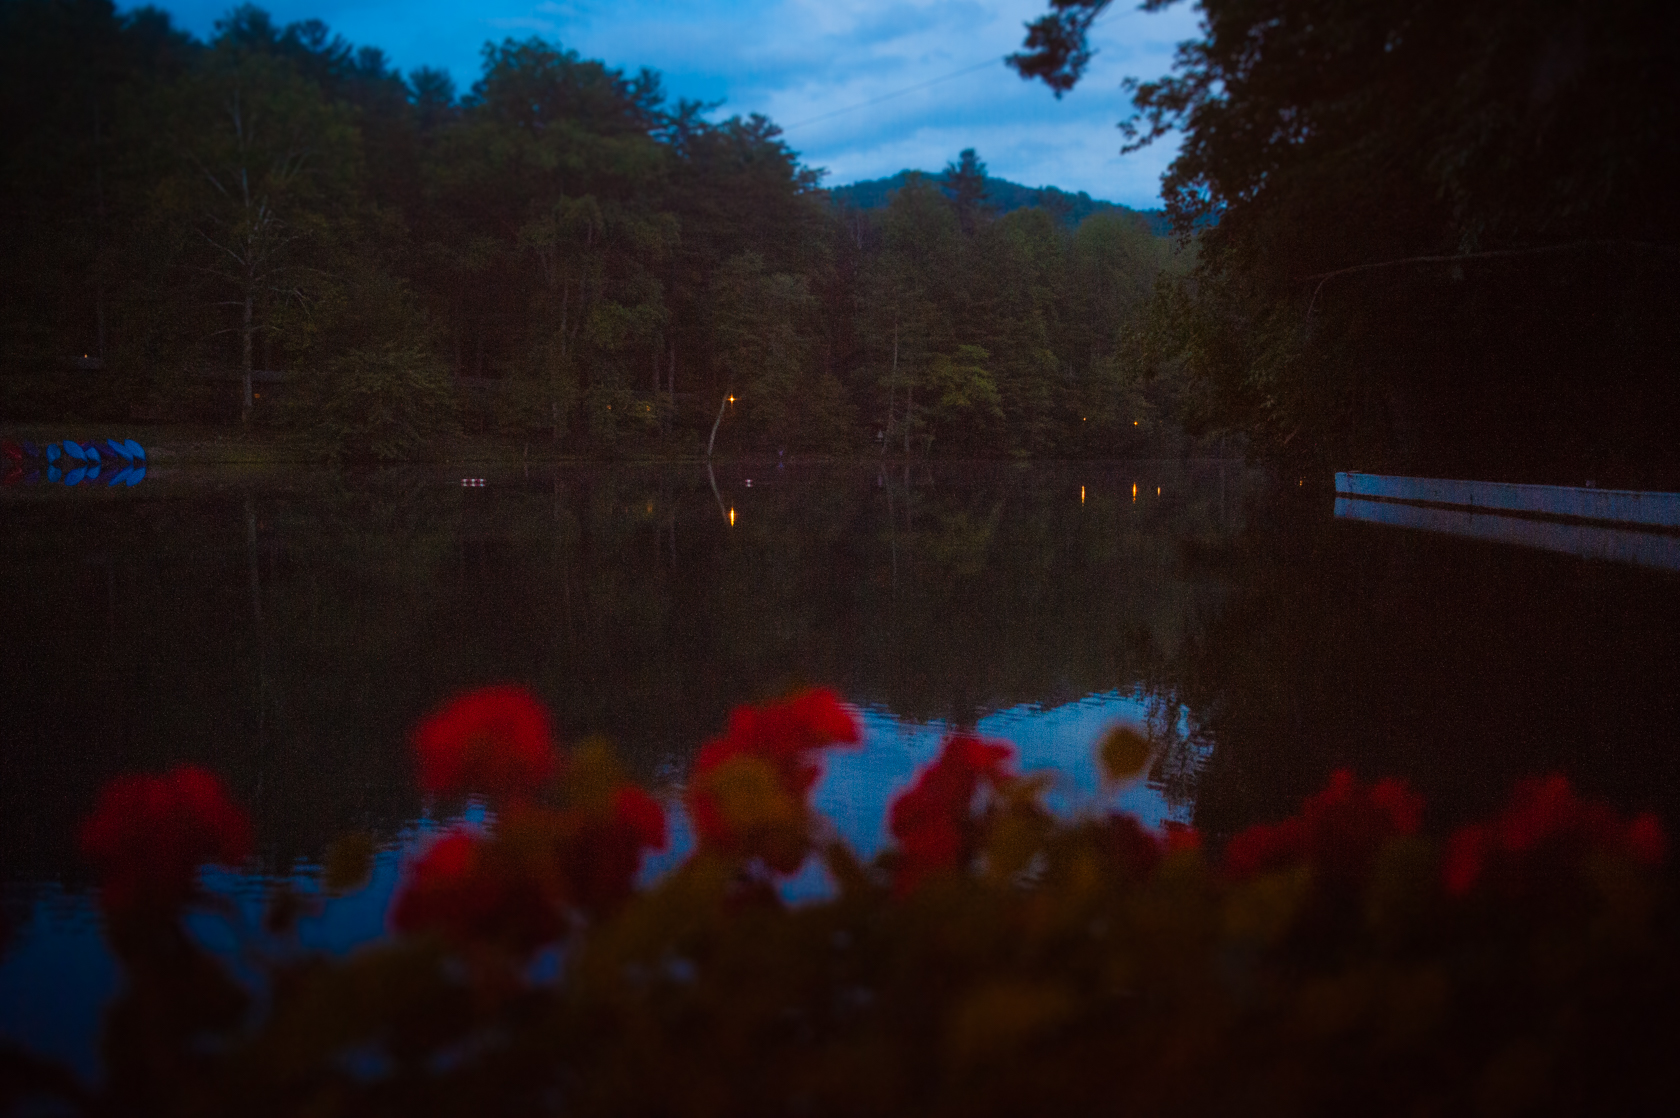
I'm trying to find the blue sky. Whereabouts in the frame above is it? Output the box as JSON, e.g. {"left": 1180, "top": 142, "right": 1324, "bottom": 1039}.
{"left": 132, "top": 1, "right": 1200, "bottom": 208}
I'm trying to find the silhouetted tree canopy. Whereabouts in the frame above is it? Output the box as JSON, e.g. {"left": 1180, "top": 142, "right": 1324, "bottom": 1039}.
{"left": 1014, "top": 0, "right": 1680, "bottom": 483}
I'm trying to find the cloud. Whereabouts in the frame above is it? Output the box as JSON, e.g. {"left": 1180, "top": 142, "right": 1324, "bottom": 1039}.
{"left": 129, "top": 0, "right": 1198, "bottom": 207}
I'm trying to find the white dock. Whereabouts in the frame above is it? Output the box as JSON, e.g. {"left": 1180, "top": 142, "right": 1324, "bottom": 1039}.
{"left": 1333, "top": 472, "right": 1680, "bottom": 529}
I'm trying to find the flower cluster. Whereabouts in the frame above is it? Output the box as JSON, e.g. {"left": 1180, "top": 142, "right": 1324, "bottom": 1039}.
{"left": 412, "top": 684, "right": 557, "bottom": 800}
{"left": 390, "top": 690, "right": 668, "bottom": 948}
{"left": 62, "top": 688, "right": 1677, "bottom": 1118}
{"left": 1222, "top": 769, "right": 1423, "bottom": 884}
{"left": 1443, "top": 773, "right": 1666, "bottom": 896}
{"left": 79, "top": 766, "right": 252, "bottom": 913}
{"left": 389, "top": 827, "right": 565, "bottom": 949}
{"left": 686, "top": 687, "right": 861, "bottom": 873}
{"left": 888, "top": 733, "right": 1014, "bottom": 894}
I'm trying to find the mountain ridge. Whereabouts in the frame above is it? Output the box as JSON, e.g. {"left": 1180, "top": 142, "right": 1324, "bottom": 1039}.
{"left": 826, "top": 170, "right": 1169, "bottom": 234}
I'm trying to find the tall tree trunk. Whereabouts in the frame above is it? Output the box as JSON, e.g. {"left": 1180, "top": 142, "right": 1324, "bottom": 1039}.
{"left": 554, "top": 283, "right": 570, "bottom": 444}
{"left": 904, "top": 378, "right": 913, "bottom": 457}
{"left": 883, "top": 315, "right": 898, "bottom": 456}
{"left": 92, "top": 98, "right": 106, "bottom": 362}
{"left": 707, "top": 392, "right": 729, "bottom": 458}
{"left": 241, "top": 292, "right": 254, "bottom": 425}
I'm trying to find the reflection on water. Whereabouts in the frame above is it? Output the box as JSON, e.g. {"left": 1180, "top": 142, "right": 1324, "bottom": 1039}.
{"left": 0, "top": 459, "right": 1246, "bottom": 887}
{"left": 4, "top": 459, "right": 1679, "bottom": 1080}
{"left": 1335, "top": 495, "right": 1680, "bottom": 570}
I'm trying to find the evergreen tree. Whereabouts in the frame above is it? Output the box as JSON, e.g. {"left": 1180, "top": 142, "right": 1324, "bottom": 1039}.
{"left": 941, "top": 148, "right": 992, "bottom": 235}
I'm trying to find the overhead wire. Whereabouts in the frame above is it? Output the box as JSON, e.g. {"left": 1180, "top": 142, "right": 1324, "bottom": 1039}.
{"left": 781, "top": 58, "right": 1004, "bottom": 130}
{"left": 777, "top": 3, "right": 1125, "bottom": 132}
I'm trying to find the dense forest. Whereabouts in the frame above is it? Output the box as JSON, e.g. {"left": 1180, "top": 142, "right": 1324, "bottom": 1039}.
{"left": 0, "top": 0, "right": 1184, "bottom": 460}
{"left": 1014, "top": 0, "right": 1680, "bottom": 485}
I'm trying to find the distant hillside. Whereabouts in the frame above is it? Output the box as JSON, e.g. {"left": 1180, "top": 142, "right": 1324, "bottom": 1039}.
{"left": 827, "top": 171, "right": 1170, "bottom": 234}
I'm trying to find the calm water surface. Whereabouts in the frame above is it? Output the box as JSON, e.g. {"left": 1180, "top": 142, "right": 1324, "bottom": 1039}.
{"left": 4, "top": 459, "right": 1679, "bottom": 1078}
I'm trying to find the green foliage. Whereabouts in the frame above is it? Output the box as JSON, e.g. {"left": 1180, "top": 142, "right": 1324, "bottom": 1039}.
{"left": 924, "top": 345, "right": 1002, "bottom": 453}
{"left": 290, "top": 340, "right": 455, "bottom": 462}
{"left": 710, "top": 252, "right": 852, "bottom": 450}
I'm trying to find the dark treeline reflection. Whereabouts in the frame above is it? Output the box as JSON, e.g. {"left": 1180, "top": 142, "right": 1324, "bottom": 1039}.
{"left": 0, "top": 461, "right": 1250, "bottom": 882}
{"left": 5, "top": 465, "right": 1677, "bottom": 888}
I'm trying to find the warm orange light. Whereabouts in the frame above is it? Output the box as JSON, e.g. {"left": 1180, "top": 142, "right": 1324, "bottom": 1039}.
{"left": 728, "top": 395, "right": 735, "bottom": 403}
{"left": 1081, "top": 486, "right": 1085, "bottom": 503}
{"left": 1156, "top": 487, "right": 1161, "bottom": 496}
{"left": 729, "top": 507, "right": 736, "bottom": 526}
{"left": 1133, "top": 420, "right": 1139, "bottom": 426}
{"left": 1132, "top": 482, "right": 1138, "bottom": 501}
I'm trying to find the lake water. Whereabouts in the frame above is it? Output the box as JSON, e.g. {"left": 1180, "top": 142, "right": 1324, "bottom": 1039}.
{"left": 4, "top": 459, "right": 1679, "bottom": 1079}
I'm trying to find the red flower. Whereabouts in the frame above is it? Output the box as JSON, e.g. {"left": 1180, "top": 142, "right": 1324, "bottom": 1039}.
{"left": 1106, "top": 818, "right": 1201, "bottom": 878}
{"left": 562, "top": 788, "right": 670, "bottom": 913}
{"left": 1442, "top": 825, "right": 1490, "bottom": 897}
{"left": 1163, "top": 820, "right": 1202, "bottom": 856}
{"left": 687, "top": 688, "right": 861, "bottom": 872}
{"left": 1626, "top": 813, "right": 1666, "bottom": 867}
{"left": 1223, "top": 770, "right": 1423, "bottom": 884}
{"left": 613, "top": 786, "right": 668, "bottom": 852}
{"left": 390, "top": 828, "right": 564, "bottom": 950}
{"left": 1442, "top": 775, "right": 1666, "bottom": 896}
{"left": 695, "top": 687, "right": 861, "bottom": 799}
{"left": 80, "top": 766, "right": 252, "bottom": 913}
{"left": 413, "top": 685, "right": 557, "bottom": 800}
{"left": 888, "top": 733, "right": 1013, "bottom": 895}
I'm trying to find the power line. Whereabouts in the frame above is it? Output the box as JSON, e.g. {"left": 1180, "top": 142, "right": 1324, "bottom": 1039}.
{"left": 777, "top": 5, "right": 1127, "bottom": 132}
{"left": 780, "top": 57, "right": 1005, "bottom": 131}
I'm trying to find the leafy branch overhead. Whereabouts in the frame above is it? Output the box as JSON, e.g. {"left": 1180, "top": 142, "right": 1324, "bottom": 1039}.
{"left": 1011, "top": 0, "right": 1680, "bottom": 478}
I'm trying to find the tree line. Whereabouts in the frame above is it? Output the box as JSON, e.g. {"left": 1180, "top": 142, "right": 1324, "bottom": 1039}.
{"left": 0, "top": 1, "right": 1185, "bottom": 460}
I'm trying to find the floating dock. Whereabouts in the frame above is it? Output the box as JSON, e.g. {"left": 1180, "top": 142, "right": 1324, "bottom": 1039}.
{"left": 1333, "top": 472, "right": 1680, "bottom": 529}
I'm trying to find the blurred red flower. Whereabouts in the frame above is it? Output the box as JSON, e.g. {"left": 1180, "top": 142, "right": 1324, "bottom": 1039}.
{"left": 563, "top": 788, "right": 670, "bottom": 913}
{"left": 413, "top": 685, "right": 557, "bottom": 800}
{"left": 1223, "top": 770, "right": 1423, "bottom": 884}
{"left": 687, "top": 688, "right": 861, "bottom": 872}
{"left": 390, "top": 828, "right": 564, "bottom": 949}
{"left": 1443, "top": 774, "right": 1667, "bottom": 896}
{"left": 695, "top": 687, "right": 861, "bottom": 799}
{"left": 1107, "top": 817, "right": 1202, "bottom": 879}
{"left": 614, "top": 786, "right": 668, "bottom": 852}
{"left": 1162, "top": 820, "right": 1203, "bottom": 856}
{"left": 80, "top": 766, "right": 252, "bottom": 913}
{"left": 889, "top": 733, "right": 1013, "bottom": 895}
